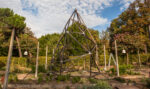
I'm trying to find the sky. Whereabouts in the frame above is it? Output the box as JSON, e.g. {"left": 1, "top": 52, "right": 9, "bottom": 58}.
{"left": 0, "top": 0, "right": 135, "bottom": 38}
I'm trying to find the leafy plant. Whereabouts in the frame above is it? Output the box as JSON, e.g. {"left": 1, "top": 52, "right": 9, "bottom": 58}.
{"left": 88, "top": 78, "right": 98, "bottom": 84}
{"left": 38, "top": 74, "right": 44, "bottom": 83}
{"left": 8, "top": 74, "right": 18, "bottom": 83}
{"left": 71, "top": 76, "right": 81, "bottom": 84}
{"left": 76, "top": 80, "right": 112, "bottom": 89}
{"left": 56, "top": 74, "right": 70, "bottom": 82}
{"left": 114, "top": 77, "right": 126, "bottom": 83}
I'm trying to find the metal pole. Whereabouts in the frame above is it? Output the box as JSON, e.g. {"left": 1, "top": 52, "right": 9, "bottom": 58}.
{"left": 3, "top": 28, "right": 15, "bottom": 89}
{"left": 35, "top": 42, "right": 39, "bottom": 78}
{"left": 115, "top": 40, "right": 119, "bottom": 77}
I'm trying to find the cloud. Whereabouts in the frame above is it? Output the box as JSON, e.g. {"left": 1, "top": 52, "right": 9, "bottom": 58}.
{"left": 0, "top": 0, "right": 114, "bottom": 37}
{"left": 120, "top": 0, "right": 135, "bottom": 11}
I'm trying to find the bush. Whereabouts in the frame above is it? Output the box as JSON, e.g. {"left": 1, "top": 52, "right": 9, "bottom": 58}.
{"left": 8, "top": 74, "right": 18, "bottom": 83}
{"left": 38, "top": 74, "right": 44, "bottom": 83}
{"left": 56, "top": 74, "right": 70, "bottom": 82}
{"left": 95, "top": 81, "right": 113, "bottom": 89}
{"left": 88, "top": 78, "right": 98, "bottom": 84}
{"left": 146, "top": 79, "right": 150, "bottom": 89}
{"left": 65, "top": 86, "right": 71, "bottom": 89}
{"left": 71, "top": 76, "right": 81, "bottom": 84}
{"left": 77, "top": 80, "right": 112, "bottom": 89}
{"left": 114, "top": 77, "right": 126, "bottom": 83}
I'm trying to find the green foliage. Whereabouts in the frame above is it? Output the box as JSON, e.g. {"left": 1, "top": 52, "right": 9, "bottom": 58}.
{"left": 56, "top": 74, "right": 70, "bottom": 82}
{"left": 77, "top": 80, "right": 112, "bottom": 89}
{"left": 71, "top": 76, "right": 81, "bottom": 84}
{"left": 65, "top": 86, "right": 71, "bottom": 89}
{"left": 38, "top": 33, "right": 60, "bottom": 56}
{"left": 8, "top": 74, "right": 18, "bottom": 83}
{"left": 88, "top": 78, "right": 98, "bottom": 84}
{"left": 114, "top": 77, "right": 126, "bottom": 83}
{"left": 146, "top": 79, "right": 150, "bottom": 89}
{"left": 38, "top": 74, "right": 44, "bottom": 83}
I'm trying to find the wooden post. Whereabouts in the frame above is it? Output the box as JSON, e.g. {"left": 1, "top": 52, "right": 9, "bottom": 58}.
{"left": 3, "top": 28, "right": 15, "bottom": 89}
{"left": 115, "top": 40, "right": 119, "bottom": 77}
{"left": 138, "top": 49, "right": 141, "bottom": 68}
{"left": 35, "top": 42, "right": 39, "bottom": 78}
{"left": 104, "top": 45, "right": 107, "bottom": 70}
{"left": 126, "top": 53, "right": 129, "bottom": 65}
{"left": 45, "top": 46, "right": 48, "bottom": 70}
{"left": 90, "top": 55, "right": 92, "bottom": 77}
{"left": 148, "top": 25, "right": 150, "bottom": 39}
{"left": 84, "top": 58, "right": 85, "bottom": 70}
{"left": 52, "top": 49, "right": 54, "bottom": 59}
{"left": 16, "top": 36, "right": 22, "bottom": 58}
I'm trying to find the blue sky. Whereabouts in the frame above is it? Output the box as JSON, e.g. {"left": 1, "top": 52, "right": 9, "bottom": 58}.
{"left": 0, "top": 0, "right": 135, "bottom": 37}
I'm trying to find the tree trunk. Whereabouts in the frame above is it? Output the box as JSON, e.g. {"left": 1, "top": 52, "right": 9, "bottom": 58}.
{"left": 138, "top": 49, "right": 141, "bottom": 68}
{"left": 104, "top": 45, "right": 107, "bottom": 70}
{"left": 35, "top": 42, "right": 39, "bottom": 78}
{"left": 126, "top": 53, "right": 129, "bottom": 65}
{"left": 3, "top": 28, "right": 15, "bottom": 89}
{"left": 115, "top": 40, "right": 119, "bottom": 77}
{"left": 16, "top": 36, "right": 22, "bottom": 57}
{"left": 45, "top": 46, "right": 48, "bottom": 70}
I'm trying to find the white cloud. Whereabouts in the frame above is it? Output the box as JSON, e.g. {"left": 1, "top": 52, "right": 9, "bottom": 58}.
{"left": 120, "top": 0, "right": 135, "bottom": 11}
{"left": 0, "top": 0, "right": 114, "bottom": 37}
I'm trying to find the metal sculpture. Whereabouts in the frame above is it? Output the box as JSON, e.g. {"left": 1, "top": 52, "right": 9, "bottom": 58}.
{"left": 50, "top": 9, "right": 100, "bottom": 77}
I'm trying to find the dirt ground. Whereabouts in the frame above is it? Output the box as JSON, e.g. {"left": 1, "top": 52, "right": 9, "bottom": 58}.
{"left": 0, "top": 66, "right": 150, "bottom": 89}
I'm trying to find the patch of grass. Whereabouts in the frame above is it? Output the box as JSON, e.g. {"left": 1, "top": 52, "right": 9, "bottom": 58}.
{"left": 76, "top": 80, "right": 112, "bottom": 89}
{"left": 8, "top": 74, "right": 18, "bottom": 83}
{"left": 146, "top": 79, "right": 150, "bottom": 89}
{"left": 114, "top": 77, "right": 126, "bottom": 83}
{"left": 71, "top": 76, "right": 81, "bottom": 84}
{"left": 38, "top": 74, "right": 44, "bottom": 83}
{"left": 56, "top": 74, "right": 70, "bottom": 82}
{"left": 88, "top": 78, "right": 98, "bottom": 84}
{"left": 65, "top": 86, "right": 71, "bottom": 89}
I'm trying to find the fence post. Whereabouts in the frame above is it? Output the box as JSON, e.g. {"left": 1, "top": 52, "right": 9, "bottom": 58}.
{"left": 35, "top": 42, "right": 39, "bottom": 78}
{"left": 115, "top": 40, "right": 119, "bottom": 77}
{"left": 104, "top": 45, "right": 107, "bottom": 70}
{"left": 45, "top": 46, "right": 48, "bottom": 70}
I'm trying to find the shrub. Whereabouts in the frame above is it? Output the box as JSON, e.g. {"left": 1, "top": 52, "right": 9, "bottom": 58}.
{"left": 95, "top": 81, "right": 113, "bottom": 89}
{"left": 8, "top": 74, "right": 18, "bottom": 83}
{"left": 56, "top": 74, "right": 70, "bottom": 82}
{"left": 38, "top": 74, "right": 44, "bottom": 83}
{"left": 65, "top": 86, "right": 71, "bottom": 89}
{"left": 71, "top": 76, "right": 81, "bottom": 84}
{"left": 38, "top": 65, "right": 46, "bottom": 73}
{"left": 88, "top": 78, "right": 98, "bottom": 84}
{"left": 114, "top": 77, "right": 126, "bottom": 83}
{"left": 146, "top": 79, "right": 150, "bottom": 89}
{"left": 77, "top": 80, "right": 112, "bottom": 89}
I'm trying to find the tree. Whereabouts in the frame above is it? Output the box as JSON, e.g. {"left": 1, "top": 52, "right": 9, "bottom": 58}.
{"left": 1, "top": 8, "right": 26, "bottom": 89}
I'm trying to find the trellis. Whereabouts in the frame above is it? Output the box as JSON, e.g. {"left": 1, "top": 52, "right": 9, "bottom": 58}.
{"left": 50, "top": 9, "right": 100, "bottom": 77}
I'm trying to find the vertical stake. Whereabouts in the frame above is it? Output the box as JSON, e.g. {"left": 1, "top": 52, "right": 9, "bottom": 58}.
{"left": 104, "top": 45, "right": 107, "bottom": 70}
{"left": 45, "top": 46, "right": 48, "bottom": 70}
{"left": 35, "top": 42, "right": 39, "bottom": 78}
{"left": 3, "top": 28, "right": 15, "bottom": 89}
{"left": 115, "top": 40, "right": 119, "bottom": 77}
